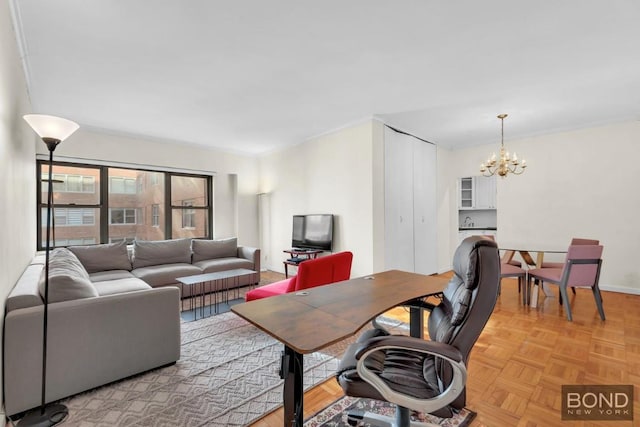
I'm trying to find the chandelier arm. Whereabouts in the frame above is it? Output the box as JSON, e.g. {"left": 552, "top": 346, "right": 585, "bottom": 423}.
{"left": 479, "top": 113, "right": 526, "bottom": 178}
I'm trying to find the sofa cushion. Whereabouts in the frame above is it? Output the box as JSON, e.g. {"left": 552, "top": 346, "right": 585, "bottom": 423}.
{"left": 132, "top": 263, "right": 202, "bottom": 287}
{"left": 39, "top": 248, "right": 98, "bottom": 303}
{"left": 192, "top": 238, "right": 237, "bottom": 263}
{"left": 68, "top": 241, "right": 132, "bottom": 273}
{"left": 193, "top": 257, "right": 254, "bottom": 274}
{"left": 132, "top": 239, "right": 192, "bottom": 269}
{"left": 93, "top": 278, "right": 152, "bottom": 296}
{"left": 89, "top": 270, "right": 137, "bottom": 283}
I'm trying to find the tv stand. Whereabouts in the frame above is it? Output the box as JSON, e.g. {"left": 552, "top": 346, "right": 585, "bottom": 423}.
{"left": 283, "top": 249, "right": 323, "bottom": 278}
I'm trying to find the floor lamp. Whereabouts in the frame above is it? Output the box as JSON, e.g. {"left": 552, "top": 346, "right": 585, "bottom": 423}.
{"left": 22, "top": 114, "right": 79, "bottom": 426}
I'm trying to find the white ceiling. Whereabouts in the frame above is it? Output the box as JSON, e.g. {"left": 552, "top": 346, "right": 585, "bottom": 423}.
{"left": 12, "top": 0, "right": 640, "bottom": 155}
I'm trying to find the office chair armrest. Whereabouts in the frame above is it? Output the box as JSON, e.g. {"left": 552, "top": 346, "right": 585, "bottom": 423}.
{"left": 401, "top": 294, "right": 444, "bottom": 312}
{"left": 354, "top": 335, "right": 463, "bottom": 363}
{"left": 354, "top": 336, "right": 467, "bottom": 415}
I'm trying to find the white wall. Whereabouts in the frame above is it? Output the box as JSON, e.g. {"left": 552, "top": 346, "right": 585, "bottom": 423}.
{"left": 447, "top": 120, "right": 640, "bottom": 292}
{"left": 259, "top": 119, "right": 453, "bottom": 279}
{"left": 35, "top": 129, "right": 261, "bottom": 248}
{"left": 0, "top": 0, "right": 36, "bottom": 417}
{"left": 258, "top": 121, "right": 375, "bottom": 277}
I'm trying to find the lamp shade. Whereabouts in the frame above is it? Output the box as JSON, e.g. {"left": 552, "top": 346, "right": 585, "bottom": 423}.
{"left": 23, "top": 114, "right": 79, "bottom": 142}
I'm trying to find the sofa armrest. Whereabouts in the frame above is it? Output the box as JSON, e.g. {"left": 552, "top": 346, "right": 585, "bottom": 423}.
{"left": 3, "top": 286, "right": 181, "bottom": 416}
{"left": 238, "top": 246, "right": 261, "bottom": 281}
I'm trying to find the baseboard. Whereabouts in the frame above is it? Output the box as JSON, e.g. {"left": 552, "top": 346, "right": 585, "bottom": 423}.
{"left": 436, "top": 268, "right": 639, "bottom": 296}
{"left": 599, "top": 284, "right": 640, "bottom": 295}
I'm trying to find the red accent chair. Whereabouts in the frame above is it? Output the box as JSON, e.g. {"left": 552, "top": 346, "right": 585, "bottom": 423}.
{"left": 245, "top": 251, "right": 353, "bottom": 301}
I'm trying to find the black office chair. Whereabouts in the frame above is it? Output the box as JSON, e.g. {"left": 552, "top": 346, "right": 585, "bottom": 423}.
{"left": 336, "top": 236, "right": 500, "bottom": 427}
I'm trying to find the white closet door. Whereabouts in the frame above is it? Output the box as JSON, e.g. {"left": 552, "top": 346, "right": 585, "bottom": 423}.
{"left": 384, "top": 128, "right": 415, "bottom": 272}
{"left": 413, "top": 141, "right": 437, "bottom": 275}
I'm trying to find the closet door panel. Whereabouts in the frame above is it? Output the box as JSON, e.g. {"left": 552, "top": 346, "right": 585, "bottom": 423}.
{"left": 413, "top": 141, "right": 437, "bottom": 275}
{"left": 384, "top": 128, "right": 414, "bottom": 272}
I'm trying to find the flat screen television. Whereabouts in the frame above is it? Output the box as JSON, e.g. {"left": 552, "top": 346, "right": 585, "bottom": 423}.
{"left": 291, "top": 214, "right": 333, "bottom": 251}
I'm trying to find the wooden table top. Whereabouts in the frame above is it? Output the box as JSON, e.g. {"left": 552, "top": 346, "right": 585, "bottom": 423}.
{"left": 231, "top": 269, "right": 449, "bottom": 353}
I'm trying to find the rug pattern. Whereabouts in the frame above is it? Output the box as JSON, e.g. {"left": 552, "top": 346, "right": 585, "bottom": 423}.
{"left": 58, "top": 312, "right": 338, "bottom": 426}
{"left": 305, "top": 396, "right": 476, "bottom": 427}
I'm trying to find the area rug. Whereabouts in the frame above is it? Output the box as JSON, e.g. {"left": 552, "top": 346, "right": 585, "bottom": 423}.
{"left": 305, "top": 396, "right": 476, "bottom": 427}
{"left": 52, "top": 312, "right": 338, "bottom": 426}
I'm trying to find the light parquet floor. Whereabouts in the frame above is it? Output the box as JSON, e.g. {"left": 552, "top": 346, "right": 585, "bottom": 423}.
{"left": 250, "top": 271, "right": 640, "bottom": 427}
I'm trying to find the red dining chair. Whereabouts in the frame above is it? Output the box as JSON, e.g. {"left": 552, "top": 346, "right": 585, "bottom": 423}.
{"left": 527, "top": 244, "right": 604, "bottom": 321}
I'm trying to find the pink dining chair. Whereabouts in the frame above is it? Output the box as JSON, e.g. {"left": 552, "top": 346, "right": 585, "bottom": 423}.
{"left": 541, "top": 237, "right": 599, "bottom": 268}
{"left": 527, "top": 244, "right": 604, "bottom": 321}
{"left": 484, "top": 236, "right": 527, "bottom": 302}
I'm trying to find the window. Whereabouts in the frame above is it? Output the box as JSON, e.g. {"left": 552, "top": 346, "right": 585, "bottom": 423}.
{"left": 109, "top": 177, "right": 137, "bottom": 194}
{"left": 42, "top": 174, "right": 95, "bottom": 193}
{"left": 54, "top": 238, "right": 97, "bottom": 246}
{"left": 110, "top": 208, "right": 137, "bottom": 225}
{"left": 109, "top": 237, "right": 135, "bottom": 244}
{"left": 152, "top": 204, "right": 160, "bottom": 227}
{"left": 49, "top": 208, "right": 96, "bottom": 226}
{"left": 182, "top": 201, "right": 195, "bottom": 228}
{"left": 37, "top": 160, "right": 212, "bottom": 249}
{"left": 171, "top": 175, "right": 210, "bottom": 239}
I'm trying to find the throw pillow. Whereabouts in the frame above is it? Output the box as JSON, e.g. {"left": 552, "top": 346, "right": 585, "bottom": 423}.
{"left": 192, "top": 238, "right": 238, "bottom": 263}
{"left": 132, "top": 238, "right": 192, "bottom": 269}
{"left": 68, "top": 240, "right": 132, "bottom": 273}
{"left": 39, "top": 248, "right": 98, "bottom": 303}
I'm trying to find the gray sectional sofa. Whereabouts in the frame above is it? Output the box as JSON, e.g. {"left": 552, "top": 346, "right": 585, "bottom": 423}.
{"left": 3, "top": 237, "right": 260, "bottom": 416}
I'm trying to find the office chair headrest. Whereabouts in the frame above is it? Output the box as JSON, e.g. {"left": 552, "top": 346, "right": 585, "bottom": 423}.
{"left": 452, "top": 236, "right": 497, "bottom": 291}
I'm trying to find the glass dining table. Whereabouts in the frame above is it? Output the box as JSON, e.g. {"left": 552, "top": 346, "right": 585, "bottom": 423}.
{"left": 500, "top": 247, "right": 567, "bottom": 308}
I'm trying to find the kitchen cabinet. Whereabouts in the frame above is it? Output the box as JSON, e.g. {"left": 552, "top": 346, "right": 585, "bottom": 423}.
{"left": 475, "top": 176, "right": 497, "bottom": 209}
{"left": 384, "top": 127, "right": 437, "bottom": 275}
{"left": 458, "top": 175, "right": 496, "bottom": 209}
{"left": 459, "top": 177, "right": 474, "bottom": 208}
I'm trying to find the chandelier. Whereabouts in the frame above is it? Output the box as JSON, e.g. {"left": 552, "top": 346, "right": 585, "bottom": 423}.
{"left": 480, "top": 114, "right": 526, "bottom": 177}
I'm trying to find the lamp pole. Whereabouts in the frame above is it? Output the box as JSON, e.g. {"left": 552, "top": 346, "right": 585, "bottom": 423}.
{"left": 21, "top": 115, "right": 79, "bottom": 426}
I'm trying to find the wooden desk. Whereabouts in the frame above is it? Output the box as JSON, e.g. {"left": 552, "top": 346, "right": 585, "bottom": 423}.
{"left": 282, "top": 249, "right": 322, "bottom": 278}
{"left": 232, "top": 270, "right": 448, "bottom": 427}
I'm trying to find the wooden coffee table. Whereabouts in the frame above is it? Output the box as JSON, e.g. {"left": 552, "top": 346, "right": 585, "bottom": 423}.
{"left": 176, "top": 268, "right": 257, "bottom": 320}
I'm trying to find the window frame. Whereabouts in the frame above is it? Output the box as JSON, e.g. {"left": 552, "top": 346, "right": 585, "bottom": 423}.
{"left": 37, "top": 160, "right": 213, "bottom": 249}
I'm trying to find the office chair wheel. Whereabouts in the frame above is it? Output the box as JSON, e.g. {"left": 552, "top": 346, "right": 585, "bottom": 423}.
{"left": 347, "top": 410, "right": 364, "bottom": 426}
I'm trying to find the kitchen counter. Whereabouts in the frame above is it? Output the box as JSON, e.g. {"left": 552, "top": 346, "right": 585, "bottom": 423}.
{"left": 458, "top": 227, "right": 497, "bottom": 231}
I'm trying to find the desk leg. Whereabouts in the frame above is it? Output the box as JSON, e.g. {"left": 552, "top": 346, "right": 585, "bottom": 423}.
{"left": 409, "top": 306, "right": 424, "bottom": 339}
{"left": 281, "top": 345, "right": 303, "bottom": 427}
